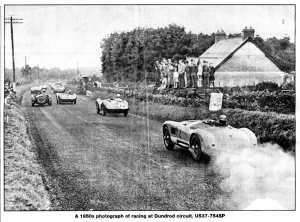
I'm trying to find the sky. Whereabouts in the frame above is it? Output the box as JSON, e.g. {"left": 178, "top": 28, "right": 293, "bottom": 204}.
{"left": 4, "top": 5, "right": 295, "bottom": 70}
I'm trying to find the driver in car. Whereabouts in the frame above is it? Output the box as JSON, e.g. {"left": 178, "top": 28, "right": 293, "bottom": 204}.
{"left": 115, "top": 94, "right": 122, "bottom": 102}
{"left": 204, "top": 115, "right": 228, "bottom": 127}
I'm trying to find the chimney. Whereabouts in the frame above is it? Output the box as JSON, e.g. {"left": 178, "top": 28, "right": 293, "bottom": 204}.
{"left": 215, "top": 29, "right": 226, "bottom": 43}
{"left": 242, "top": 26, "right": 255, "bottom": 40}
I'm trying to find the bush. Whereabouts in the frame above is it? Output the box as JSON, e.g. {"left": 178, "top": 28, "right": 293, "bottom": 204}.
{"left": 255, "top": 82, "right": 279, "bottom": 92}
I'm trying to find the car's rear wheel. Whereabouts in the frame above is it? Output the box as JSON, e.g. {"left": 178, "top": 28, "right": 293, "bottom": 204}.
{"left": 163, "top": 126, "right": 174, "bottom": 150}
{"left": 190, "top": 135, "right": 202, "bottom": 162}
{"left": 101, "top": 105, "right": 106, "bottom": 116}
{"left": 74, "top": 99, "right": 76, "bottom": 104}
{"left": 124, "top": 110, "right": 128, "bottom": 117}
{"left": 32, "top": 103, "right": 34, "bottom": 107}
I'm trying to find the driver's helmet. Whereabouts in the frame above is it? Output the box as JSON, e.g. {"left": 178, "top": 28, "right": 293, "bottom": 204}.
{"left": 41, "top": 89, "right": 46, "bottom": 94}
{"left": 116, "top": 94, "right": 121, "bottom": 98}
{"left": 68, "top": 90, "right": 72, "bottom": 94}
{"left": 219, "top": 115, "right": 227, "bottom": 125}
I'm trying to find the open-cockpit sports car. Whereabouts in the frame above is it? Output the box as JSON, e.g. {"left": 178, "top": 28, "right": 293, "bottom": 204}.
{"left": 52, "top": 82, "right": 66, "bottom": 93}
{"left": 162, "top": 118, "right": 257, "bottom": 162}
{"left": 96, "top": 96, "right": 129, "bottom": 117}
{"left": 56, "top": 91, "right": 77, "bottom": 104}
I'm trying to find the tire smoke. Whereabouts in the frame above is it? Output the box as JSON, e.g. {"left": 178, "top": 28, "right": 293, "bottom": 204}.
{"left": 212, "top": 143, "right": 295, "bottom": 210}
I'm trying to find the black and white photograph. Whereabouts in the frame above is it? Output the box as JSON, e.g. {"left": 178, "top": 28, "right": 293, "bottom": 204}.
{"left": 1, "top": 2, "right": 298, "bottom": 221}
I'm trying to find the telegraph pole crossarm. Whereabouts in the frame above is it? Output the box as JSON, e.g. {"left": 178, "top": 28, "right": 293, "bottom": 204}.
{"left": 5, "top": 16, "right": 23, "bottom": 92}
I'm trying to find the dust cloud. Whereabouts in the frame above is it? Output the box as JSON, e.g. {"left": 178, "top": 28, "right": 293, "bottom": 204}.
{"left": 212, "top": 143, "right": 295, "bottom": 210}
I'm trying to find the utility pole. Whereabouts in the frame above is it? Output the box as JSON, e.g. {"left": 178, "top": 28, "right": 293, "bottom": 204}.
{"left": 5, "top": 16, "right": 23, "bottom": 92}
{"left": 77, "top": 62, "right": 79, "bottom": 76}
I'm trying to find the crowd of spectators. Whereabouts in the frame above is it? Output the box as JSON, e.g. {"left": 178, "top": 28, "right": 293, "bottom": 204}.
{"left": 154, "top": 58, "right": 215, "bottom": 90}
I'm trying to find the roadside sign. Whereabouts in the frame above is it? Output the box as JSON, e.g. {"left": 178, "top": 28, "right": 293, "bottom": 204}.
{"left": 209, "top": 93, "right": 223, "bottom": 111}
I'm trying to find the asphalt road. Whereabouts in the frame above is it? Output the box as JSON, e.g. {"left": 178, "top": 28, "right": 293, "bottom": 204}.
{"left": 22, "top": 89, "right": 236, "bottom": 211}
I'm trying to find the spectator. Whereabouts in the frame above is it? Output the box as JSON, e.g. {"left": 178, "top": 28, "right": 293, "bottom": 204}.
{"left": 154, "top": 60, "right": 161, "bottom": 85}
{"left": 167, "top": 59, "right": 174, "bottom": 88}
{"left": 173, "top": 62, "right": 179, "bottom": 88}
{"left": 190, "top": 59, "right": 198, "bottom": 88}
{"left": 184, "top": 60, "right": 191, "bottom": 88}
{"left": 158, "top": 59, "right": 168, "bottom": 90}
{"left": 178, "top": 60, "right": 186, "bottom": 88}
{"left": 202, "top": 61, "right": 210, "bottom": 87}
{"left": 209, "top": 63, "right": 215, "bottom": 87}
{"left": 197, "top": 60, "right": 203, "bottom": 87}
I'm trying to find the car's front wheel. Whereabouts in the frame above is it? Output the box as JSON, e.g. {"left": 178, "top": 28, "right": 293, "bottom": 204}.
{"left": 124, "top": 110, "right": 128, "bottom": 117}
{"left": 163, "top": 126, "right": 175, "bottom": 150}
{"left": 190, "top": 135, "right": 202, "bottom": 162}
{"left": 101, "top": 105, "right": 106, "bottom": 116}
{"left": 96, "top": 102, "right": 100, "bottom": 114}
{"left": 74, "top": 99, "right": 76, "bottom": 104}
{"left": 32, "top": 103, "right": 34, "bottom": 107}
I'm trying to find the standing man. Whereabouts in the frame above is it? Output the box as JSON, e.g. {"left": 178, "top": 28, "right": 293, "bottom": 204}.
{"left": 184, "top": 60, "right": 190, "bottom": 88}
{"left": 178, "top": 60, "right": 186, "bottom": 88}
{"left": 167, "top": 59, "right": 174, "bottom": 88}
{"left": 154, "top": 60, "right": 161, "bottom": 86}
{"left": 161, "top": 59, "right": 168, "bottom": 89}
{"left": 202, "top": 61, "right": 210, "bottom": 87}
{"left": 190, "top": 59, "right": 198, "bottom": 88}
{"left": 197, "top": 60, "right": 203, "bottom": 87}
{"left": 209, "top": 63, "right": 215, "bottom": 87}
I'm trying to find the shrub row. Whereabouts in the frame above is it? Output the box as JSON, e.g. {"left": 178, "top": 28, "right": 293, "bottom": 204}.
{"left": 95, "top": 86, "right": 295, "bottom": 114}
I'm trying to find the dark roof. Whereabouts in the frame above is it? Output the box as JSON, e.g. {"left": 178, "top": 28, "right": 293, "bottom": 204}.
{"left": 200, "top": 37, "right": 244, "bottom": 67}
{"left": 200, "top": 37, "right": 285, "bottom": 72}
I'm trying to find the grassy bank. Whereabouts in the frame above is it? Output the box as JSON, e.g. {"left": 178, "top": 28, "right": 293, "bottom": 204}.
{"left": 91, "top": 90, "right": 295, "bottom": 154}
{"left": 4, "top": 87, "right": 51, "bottom": 210}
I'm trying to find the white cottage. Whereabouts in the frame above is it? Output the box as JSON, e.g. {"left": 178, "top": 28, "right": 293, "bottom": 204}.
{"left": 199, "top": 27, "right": 294, "bottom": 87}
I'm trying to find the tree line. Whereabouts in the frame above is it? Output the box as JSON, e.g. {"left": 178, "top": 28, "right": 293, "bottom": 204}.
{"left": 100, "top": 24, "right": 295, "bottom": 82}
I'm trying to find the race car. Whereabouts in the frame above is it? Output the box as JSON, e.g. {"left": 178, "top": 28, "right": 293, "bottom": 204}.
{"left": 40, "top": 84, "right": 48, "bottom": 91}
{"left": 56, "top": 91, "right": 77, "bottom": 104}
{"left": 52, "top": 82, "right": 66, "bottom": 93}
{"left": 162, "top": 118, "right": 257, "bottom": 162}
{"left": 31, "top": 86, "right": 52, "bottom": 107}
{"left": 96, "top": 95, "right": 129, "bottom": 116}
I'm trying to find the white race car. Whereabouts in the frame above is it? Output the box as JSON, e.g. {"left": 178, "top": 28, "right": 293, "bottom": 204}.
{"left": 163, "top": 119, "right": 257, "bottom": 162}
{"left": 96, "top": 98, "right": 129, "bottom": 116}
{"left": 56, "top": 92, "right": 77, "bottom": 104}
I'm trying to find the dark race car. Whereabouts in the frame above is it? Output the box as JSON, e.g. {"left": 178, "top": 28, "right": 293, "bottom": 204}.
{"left": 31, "top": 86, "right": 52, "bottom": 107}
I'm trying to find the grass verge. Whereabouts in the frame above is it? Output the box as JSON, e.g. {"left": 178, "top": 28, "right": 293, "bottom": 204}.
{"left": 4, "top": 86, "right": 52, "bottom": 210}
